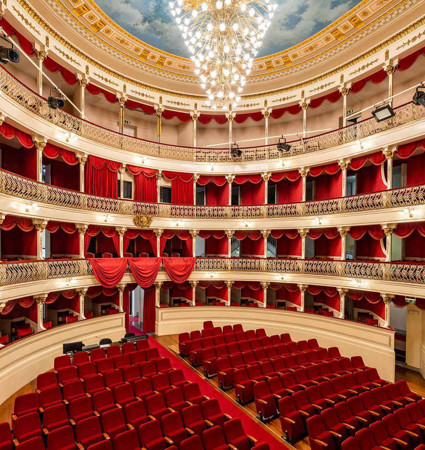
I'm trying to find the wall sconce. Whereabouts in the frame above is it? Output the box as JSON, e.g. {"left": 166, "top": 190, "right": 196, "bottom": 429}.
{"left": 314, "top": 217, "right": 323, "bottom": 226}
{"left": 65, "top": 132, "right": 77, "bottom": 143}
{"left": 278, "top": 274, "right": 285, "bottom": 281}
{"left": 403, "top": 208, "right": 414, "bottom": 218}
{"left": 242, "top": 221, "right": 252, "bottom": 228}
{"left": 24, "top": 202, "right": 39, "bottom": 214}
{"left": 64, "top": 277, "right": 75, "bottom": 287}
{"left": 104, "top": 214, "right": 112, "bottom": 223}
{"left": 208, "top": 164, "right": 215, "bottom": 172}
{"left": 207, "top": 272, "right": 217, "bottom": 279}
{"left": 135, "top": 156, "right": 146, "bottom": 165}
{"left": 175, "top": 221, "right": 182, "bottom": 227}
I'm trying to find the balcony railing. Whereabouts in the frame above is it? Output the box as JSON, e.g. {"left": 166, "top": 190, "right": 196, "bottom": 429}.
{"left": 1, "top": 67, "right": 425, "bottom": 162}
{"left": 1, "top": 258, "right": 424, "bottom": 291}
{"left": 1, "top": 169, "right": 424, "bottom": 220}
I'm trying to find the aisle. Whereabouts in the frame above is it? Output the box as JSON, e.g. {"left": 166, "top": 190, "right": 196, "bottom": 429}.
{"left": 148, "top": 336, "right": 288, "bottom": 450}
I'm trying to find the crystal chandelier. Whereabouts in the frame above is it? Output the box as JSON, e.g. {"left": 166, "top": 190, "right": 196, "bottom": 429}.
{"left": 169, "top": 0, "right": 277, "bottom": 110}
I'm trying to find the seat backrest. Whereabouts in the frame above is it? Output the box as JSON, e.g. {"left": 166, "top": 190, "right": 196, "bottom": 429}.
{"left": 306, "top": 415, "right": 326, "bottom": 438}
{"left": 47, "top": 425, "right": 75, "bottom": 449}
{"left": 39, "top": 386, "right": 62, "bottom": 409}
{"left": 181, "top": 434, "right": 204, "bottom": 450}
{"left": 54, "top": 354, "right": 72, "bottom": 370}
{"left": 0, "top": 422, "right": 12, "bottom": 446}
{"left": 201, "top": 399, "right": 221, "bottom": 418}
{"left": 113, "top": 428, "right": 139, "bottom": 450}
{"left": 161, "top": 411, "right": 183, "bottom": 435}
{"left": 14, "top": 393, "right": 38, "bottom": 416}
{"left": 341, "top": 436, "right": 361, "bottom": 450}
{"left": 69, "top": 396, "right": 94, "bottom": 422}
{"left": 76, "top": 416, "right": 102, "bottom": 447}
{"left": 223, "top": 418, "right": 244, "bottom": 442}
{"left": 107, "top": 345, "right": 121, "bottom": 358}
{"left": 124, "top": 400, "right": 147, "bottom": 423}
{"left": 253, "top": 381, "right": 269, "bottom": 398}
{"left": 43, "top": 403, "right": 68, "bottom": 430}
{"left": 182, "top": 404, "right": 203, "bottom": 427}
{"left": 73, "top": 351, "right": 90, "bottom": 366}
{"left": 138, "top": 420, "right": 163, "bottom": 446}
{"left": 36, "top": 371, "right": 57, "bottom": 391}
{"left": 203, "top": 425, "right": 226, "bottom": 450}
{"left": 14, "top": 412, "right": 42, "bottom": 442}
{"left": 93, "top": 389, "right": 115, "bottom": 413}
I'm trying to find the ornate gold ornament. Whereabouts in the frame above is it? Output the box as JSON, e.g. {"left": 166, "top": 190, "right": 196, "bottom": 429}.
{"left": 133, "top": 215, "right": 153, "bottom": 228}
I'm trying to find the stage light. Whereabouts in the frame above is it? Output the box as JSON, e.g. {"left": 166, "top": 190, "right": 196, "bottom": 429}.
{"left": 48, "top": 96, "right": 65, "bottom": 110}
{"left": 230, "top": 141, "right": 242, "bottom": 158}
{"left": 277, "top": 136, "right": 291, "bottom": 153}
{"left": 372, "top": 104, "right": 395, "bottom": 122}
{"left": 0, "top": 36, "right": 19, "bottom": 64}
{"left": 413, "top": 84, "right": 425, "bottom": 107}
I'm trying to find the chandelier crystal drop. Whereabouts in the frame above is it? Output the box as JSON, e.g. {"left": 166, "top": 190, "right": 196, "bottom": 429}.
{"left": 169, "top": 0, "right": 277, "bottom": 110}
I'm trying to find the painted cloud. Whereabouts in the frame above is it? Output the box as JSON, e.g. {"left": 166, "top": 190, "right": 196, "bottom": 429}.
{"left": 95, "top": 0, "right": 361, "bottom": 57}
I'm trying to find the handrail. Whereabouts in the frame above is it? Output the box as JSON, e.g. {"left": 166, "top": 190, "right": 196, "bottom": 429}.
{"left": 0, "top": 258, "right": 424, "bottom": 292}
{"left": 1, "top": 66, "right": 425, "bottom": 162}
{"left": 0, "top": 168, "right": 424, "bottom": 221}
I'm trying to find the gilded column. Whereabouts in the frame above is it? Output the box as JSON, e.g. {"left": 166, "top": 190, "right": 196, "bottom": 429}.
{"left": 261, "top": 282, "right": 269, "bottom": 308}
{"left": 157, "top": 170, "right": 162, "bottom": 203}
{"left": 337, "top": 288, "right": 348, "bottom": 319}
{"left": 382, "top": 224, "right": 395, "bottom": 262}
{"left": 117, "top": 284, "right": 126, "bottom": 313}
{"left": 383, "top": 146, "right": 397, "bottom": 190}
{"left": 262, "top": 109, "right": 270, "bottom": 145}
{"left": 155, "top": 105, "right": 164, "bottom": 143}
{"left": 155, "top": 281, "right": 163, "bottom": 308}
{"left": 226, "top": 280, "right": 233, "bottom": 306}
{"left": 338, "top": 83, "right": 351, "bottom": 128}
{"left": 191, "top": 111, "right": 198, "bottom": 148}
{"left": 338, "top": 227, "right": 350, "bottom": 261}
{"left": 338, "top": 159, "right": 350, "bottom": 197}
{"left": 190, "top": 230, "right": 198, "bottom": 257}
{"left": 299, "top": 99, "right": 310, "bottom": 138}
{"left": 299, "top": 167, "right": 309, "bottom": 201}
{"left": 193, "top": 174, "right": 199, "bottom": 205}
{"left": 382, "top": 294, "right": 394, "bottom": 328}
{"left": 226, "top": 174, "right": 235, "bottom": 206}
{"left": 262, "top": 230, "right": 270, "bottom": 259}
{"left": 226, "top": 113, "right": 234, "bottom": 146}
{"left": 384, "top": 60, "right": 399, "bottom": 107}
{"left": 77, "top": 288, "right": 88, "bottom": 320}
{"left": 76, "top": 153, "right": 87, "bottom": 193}
{"left": 76, "top": 224, "right": 88, "bottom": 258}
{"left": 34, "top": 49, "right": 47, "bottom": 96}
{"left": 33, "top": 138, "right": 46, "bottom": 183}
{"left": 226, "top": 230, "right": 234, "bottom": 258}
{"left": 298, "top": 284, "right": 307, "bottom": 312}
{"left": 116, "top": 227, "right": 127, "bottom": 257}
{"left": 76, "top": 75, "right": 89, "bottom": 119}
{"left": 118, "top": 95, "right": 127, "bottom": 134}
{"left": 262, "top": 172, "right": 270, "bottom": 205}
{"left": 33, "top": 219, "right": 47, "bottom": 260}
{"left": 155, "top": 229, "right": 163, "bottom": 257}
{"left": 190, "top": 280, "right": 198, "bottom": 307}
{"left": 35, "top": 294, "right": 48, "bottom": 332}
{"left": 119, "top": 165, "right": 126, "bottom": 198}
{"left": 298, "top": 229, "right": 309, "bottom": 259}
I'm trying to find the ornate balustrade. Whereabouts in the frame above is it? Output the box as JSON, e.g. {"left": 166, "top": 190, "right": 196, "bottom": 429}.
{"left": 1, "top": 67, "right": 425, "bottom": 162}
{"left": 1, "top": 169, "right": 425, "bottom": 220}
{"left": 1, "top": 258, "right": 424, "bottom": 293}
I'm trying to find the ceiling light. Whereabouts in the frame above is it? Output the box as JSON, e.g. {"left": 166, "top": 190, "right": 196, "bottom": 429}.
{"left": 0, "top": 36, "right": 20, "bottom": 64}
{"left": 277, "top": 136, "right": 291, "bottom": 153}
{"left": 372, "top": 104, "right": 395, "bottom": 122}
{"left": 230, "top": 141, "right": 242, "bottom": 158}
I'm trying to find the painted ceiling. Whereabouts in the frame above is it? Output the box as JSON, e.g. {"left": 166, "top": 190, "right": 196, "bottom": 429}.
{"left": 93, "top": 0, "right": 363, "bottom": 58}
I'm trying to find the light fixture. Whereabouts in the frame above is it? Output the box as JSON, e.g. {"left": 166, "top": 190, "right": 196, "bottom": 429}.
{"left": 277, "top": 136, "right": 291, "bottom": 153}
{"left": 169, "top": 0, "right": 277, "bottom": 108}
{"left": 372, "top": 104, "right": 395, "bottom": 122}
{"left": 208, "top": 163, "right": 215, "bottom": 172}
{"left": 314, "top": 217, "right": 323, "bottom": 226}
{"left": 403, "top": 208, "right": 414, "bottom": 218}
{"left": 242, "top": 221, "right": 252, "bottom": 228}
{"left": 0, "top": 35, "right": 20, "bottom": 64}
{"left": 104, "top": 214, "right": 112, "bottom": 223}
{"left": 230, "top": 141, "right": 242, "bottom": 158}
{"left": 412, "top": 84, "right": 425, "bottom": 107}
{"left": 48, "top": 92, "right": 65, "bottom": 110}
{"left": 175, "top": 221, "right": 183, "bottom": 227}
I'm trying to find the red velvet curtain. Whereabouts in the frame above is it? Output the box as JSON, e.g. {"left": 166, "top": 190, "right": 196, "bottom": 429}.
{"left": 85, "top": 156, "right": 121, "bottom": 198}
{"left": 1, "top": 144, "right": 37, "bottom": 180}
{"left": 1, "top": 217, "right": 36, "bottom": 258}
{"left": 163, "top": 257, "right": 196, "bottom": 283}
{"left": 163, "top": 172, "right": 194, "bottom": 205}
{"left": 84, "top": 226, "right": 119, "bottom": 256}
{"left": 276, "top": 178, "right": 303, "bottom": 204}
{"left": 90, "top": 258, "right": 128, "bottom": 288}
{"left": 143, "top": 288, "right": 156, "bottom": 333}
{"left": 198, "top": 177, "right": 228, "bottom": 206}
{"left": 272, "top": 230, "right": 301, "bottom": 258}
{"left": 47, "top": 222, "right": 79, "bottom": 257}
{"left": 0, "top": 123, "right": 34, "bottom": 148}
{"left": 234, "top": 231, "right": 264, "bottom": 257}
{"left": 128, "top": 258, "right": 161, "bottom": 288}
{"left": 234, "top": 175, "right": 264, "bottom": 206}
{"left": 405, "top": 153, "right": 425, "bottom": 188}
{"left": 160, "top": 231, "right": 192, "bottom": 257}
{"left": 124, "top": 230, "right": 157, "bottom": 256}
{"left": 49, "top": 158, "right": 80, "bottom": 191}
{"left": 127, "top": 166, "right": 158, "bottom": 202}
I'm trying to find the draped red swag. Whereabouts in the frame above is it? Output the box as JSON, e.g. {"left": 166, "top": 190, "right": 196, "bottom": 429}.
{"left": 162, "top": 257, "right": 196, "bottom": 284}
{"left": 85, "top": 226, "right": 119, "bottom": 256}
{"left": 85, "top": 156, "right": 121, "bottom": 198}
{"left": 160, "top": 230, "right": 192, "bottom": 256}
{"left": 0, "top": 122, "right": 33, "bottom": 148}
{"left": 90, "top": 258, "right": 128, "bottom": 288}
{"left": 308, "top": 286, "right": 340, "bottom": 312}
{"left": 128, "top": 258, "right": 161, "bottom": 288}
{"left": 308, "top": 228, "right": 341, "bottom": 258}
{"left": 309, "top": 163, "right": 342, "bottom": 200}
{"left": 124, "top": 230, "right": 156, "bottom": 256}
{"left": 163, "top": 172, "right": 194, "bottom": 205}
{"left": 349, "top": 152, "right": 386, "bottom": 194}
{"left": 349, "top": 226, "right": 386, "bottom": 259}
{"left": 46, "top": 222, "right": 79, "bottom": 257}
{"left": 127, "top": 166, "right": 158, "bottom": 202}
{"left": 272, "top": 284, "right": 301, "bottom": 307}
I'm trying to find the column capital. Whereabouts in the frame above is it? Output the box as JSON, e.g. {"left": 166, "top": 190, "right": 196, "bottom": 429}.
{"left": 383, "top": 145, "right": 397, "bottom": 160}
{"left": 155, "top": 105, "right": 164, "bottom": 116}
{"left": 34, "top": 49, "right": 48, "bottom": 62}
{"left": 262, "top": 172, "right": 271, "bottom": 182}
{"left": 381, "top": 294, "right": 394, "bottom": 304}
{"left": 190, "top": 230, "right": 199, "bottom": 238}
{"left": 154, "top": 229, "right": 163, "bottom": 237}
{"left": 338, "top": 227, "right": 350, "bottom": 237}
{"left": 76, "top": 224, "right": 88, "bottom": 234}
{"left": 225, "top": 230, "right": 234, "bottom": 238}
{"left": 299, "top": 99, "right": 310, "bottom": 110}
{"left": 299, "top": 167, "right": 309, "bottom": 177}
{"left": 32, "top": 219, "right": 47, "bottom": 231}
{"left": 381, "top": 224, "right": 396, "bottom": 236}
{"left": 117, "top": 95, "right": 127, "bottom": 106}
{"left": 117, "top": 284, "right": 127, "bottom": 293}
{"left": 115, "top": 227, "right": 127, "bottom": 236}
{"left": 34, "top": 294, "right": 48, "bottom": 304}
{"left": 190, "top": 111, "right": 199, "bottom": 121}
{"left": 261, "top": 281, "right": 270, "bottom": 290}
{"left": 298, "top": 284, "right": 308, "bottom": 292}
{"left": 33, "top": 137, "right": 47, "bottom": 151}
{"left": 190, "top": 280, "right": 198, "bottom": 288}
{"left": 383, "top": 59, "right": 399, "bottom": 75}
{"left": 0, "top": 213, "right": 5, "bottom": 225}
{"left": 338, "top": 82, "right": 352, "bottom": 96}
{"left": 193, "top": 174, "right": 200, "bottom": 183}
{"left": 76, "top": 74, "right": 89, "bottom": 88}
{"left": 261, "top": 230, "right": 270, "bottom": 239}
{"left": 225, "top": 280, "right": 234, "bottom": 288}
{"left": 119, "top": 165, "right": 127, "bottom": 174}
{"left": 77, "top": 288, "right": 88, "bottom": 296}
{"left": 226, "top": 174, "right": 235, "bottom": 183}
{"left": 76, "top": 152, "right": 88, "bottom": 165}
{"left": 226, "top": 113, "right": 234, "bottom": 122}
{"left": 298, "top": 228, "right": 309, "bottom": 238}
{"left": 155, "top": 281, "right": 163, "bottom": 289}
{"left": 337, "top": 288, "right": 348, "bottom": 296}
{"left": 338, "top": 159, "right": 350, "bottom": 170}
{"left": 262, "top": 108, "right": 271, "bottom": 119}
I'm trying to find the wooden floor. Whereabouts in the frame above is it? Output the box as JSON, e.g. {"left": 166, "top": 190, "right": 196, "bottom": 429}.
{"left": 1, "top": 334, "right": 425, "bottom": 450}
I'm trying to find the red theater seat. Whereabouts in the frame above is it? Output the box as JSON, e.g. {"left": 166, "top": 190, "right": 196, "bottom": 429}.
{"left": 36, "top": 372, "right": 58, "bottom": 392}
{"left": 202, "top": 425, "right": 230, "bottom": 450}
{"left": 101, "top": 408, "right": 128, "bottom": 438}
{"left": 12, "top": 393, "right": 39, "bottom": 424}
{"left": 182, "top": 404, "right": 208, "bottom": 435}
{"left": 113, "top": 428, "right": 140, "bottom": 450}
{"left": 0, "top": 422, "right": 13, "bottom": 450}
{"left": 253, "top": 381, "right": 278, "bottom": 421}
{"left": 233, "top": 368, "right": 254, "bottom": 405}
{"left": 14, "top": 412, "right": 42, "bottom": 444}
{"left": 124, "top": 400, "right": 150, "bottom": 428}
{"left": 184, "top": 382, "right": 207, "bottom": 405}
{"left": 306, "top": 415, "right": 335, "bottom": 450}
{"left": 138, "top": 420, "right": 169, "bottom": 450}
{"left": 46, "top": 425, "right": 77, "bottom": 450}
{"left": 224, "top": 418, "right": 255, "bottom": 450}
{"left": 39, "top": 386, "right": 63, "bottom": 411}
{"left": 202, "top": 399, "right": 229, "bottom": 426}
{"left": 69, "top": 396, "right": 96, "bottom": 424}
{"left": 165, "top": 387, "right": 190, "bottom": 412}
{"left": 181, "top": 435, "right": 204, "bottom": 450}
{"left": 133, "top": 377, "right": 155, "bottom": 400}
{"left": 113, "top": 383, "right": 137, "bottom": 407}
{"left": 54, "top": 355, "right": 72, "bottom": 371}
{"left": 92, "top": 390, "right": 119, "bottom": 415}
{"left": 63, "top": 380, "right": 86, "bottom": 403}
{"left": 84, "top": 374, "right": 106, "bottom": 396}
{"left": 145, "top": 393, "right": 171, "bottom": 420}
{"left": 75, "top": 416, "right": 107, "bottom": 448}
{"left": 73, "top": 351, "right": 90, "bottom": 367}
{"left": 43, "top": 403, "right": 70, "bottom": 433}
{"left": 161, "top": 411, "right": 189, "bottom": 447}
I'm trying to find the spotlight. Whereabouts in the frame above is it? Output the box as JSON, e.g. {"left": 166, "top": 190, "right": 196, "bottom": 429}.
{"left": 0, "top": 36, "right": 19, "bottom": 64}
{"left": 413, "top": 84, "right": 425, "bottom": 107}
{"left": 372, "top": 104, "right": 395, "bottom": 122}
{"left": 277, "top": 136, "right": 291, "bottom": 153}
{"left": 230, "top": 141, "right": 242, "bottom": 158}
{"left": 48, "top": 89, "right": 65, "bottom": 110}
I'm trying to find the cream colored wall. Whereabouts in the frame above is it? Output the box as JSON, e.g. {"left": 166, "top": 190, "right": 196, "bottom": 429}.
{"left": 406, "top": 304, "right": 422, "bottom": 369}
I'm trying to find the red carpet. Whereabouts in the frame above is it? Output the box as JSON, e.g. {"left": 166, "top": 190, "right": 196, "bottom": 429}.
{"left": 148, "top": 337, "right": 287, "bottom": 449}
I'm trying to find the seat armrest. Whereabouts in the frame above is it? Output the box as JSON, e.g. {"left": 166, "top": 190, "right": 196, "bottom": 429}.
{"left": 205, "top": 420, "right": 214, "bottom": 427}
{"left": 186, "top": 427, "right": 195, "bottom": 435}
{"left": 164, "top": 437, "right": 174, "bottom": 445}
{"left": 224, "top": 414, "right": 232, "bottom": 420}
{"left": 247, "top": 435, "right": 257, "bottom": 444}
{"left": 103, "top": 433, "right": 110, "bottom": 440}
{"left": 283, "top": 417, "right": 296, "bottom": 424}
{"left": 128, "top": 424, "right": 134, "bottom": 430}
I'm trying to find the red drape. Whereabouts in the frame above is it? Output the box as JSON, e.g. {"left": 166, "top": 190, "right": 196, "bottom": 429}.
{"left": 160, "top": 231, "right": 192, "bottom": 257}
{"left": 90, "top": 258, "right": 128, "bottom": 288}
{"left": 43, "top": 144, "right": 78, "bottom": 165}
{"left": 0, "top": 18, "right": 35, "bottom": 56}
{"left": 124, "top": 230, "right": 157, "bottom": 256}
{"left": 0, "top": 123, "right": 34, "bottom": 148}
{"left": 163, "top": 257, "right": 196, "bottom": 283}
{"left": 128, "top": 258, "right": 161, "bottom": 288}
{"left": 405, "top": 152, "right": 425, "bottom": 188}
{"left": 163, "top": 172, "right": 194, "bottom": 205}
{"left": 127, "top": 166, "right": 158, "bottom": 202}
{"left": 85, "top": 156, "right": 121, "bottom": 198}
{"left": 143, "top": 288, "right": 156, "bottom": 333}
{"left": 198, "top": 177, "right": 228, "bottom": 206}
